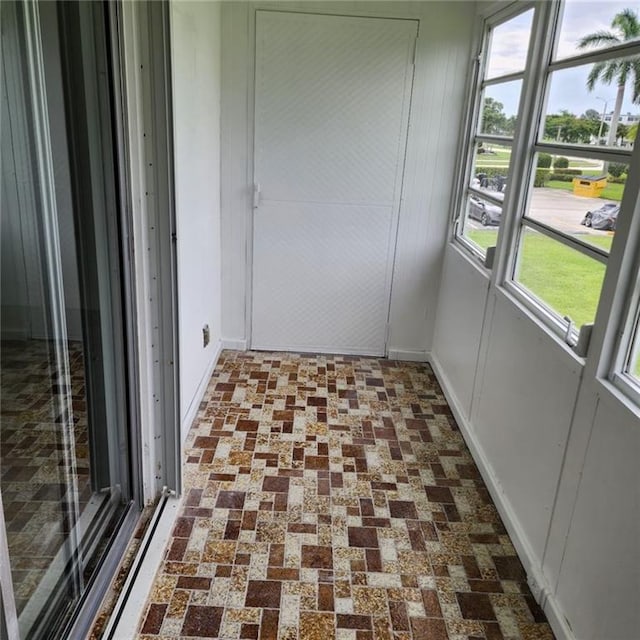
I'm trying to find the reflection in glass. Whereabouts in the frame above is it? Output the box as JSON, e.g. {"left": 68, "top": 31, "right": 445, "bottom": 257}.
{"left": 479, "top": 81, "right": 522, "bottom": 135}
{"left": 486, "top": 9, "right": 534, "bottom": 78}
{"left": 514, "top": 228, "right": 606, "bottom": 327}
{"left": 544, "top": 62, "right": 638, "bottom": 149}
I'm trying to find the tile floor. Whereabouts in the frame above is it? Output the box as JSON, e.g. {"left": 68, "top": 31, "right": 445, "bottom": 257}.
{"left": 1, "top": 339, "right": 91, "bottom": 612}
{"left": 136, "top": 351, "right": 554, "bottom": 640}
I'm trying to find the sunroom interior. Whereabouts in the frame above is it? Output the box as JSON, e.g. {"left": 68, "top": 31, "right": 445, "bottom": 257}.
{"left": 1, "top": 1, "right": 639, "bottom": 639}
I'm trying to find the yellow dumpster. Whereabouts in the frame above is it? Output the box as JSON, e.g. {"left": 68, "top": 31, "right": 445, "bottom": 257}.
{"left": 572, "top": 175, "right": 607, "bottom": 198}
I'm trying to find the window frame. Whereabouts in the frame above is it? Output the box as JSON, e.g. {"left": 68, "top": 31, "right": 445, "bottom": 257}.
{"left": 609, "top": 190, "right": 640, "bottom": 404}
{"left": 454, "top": 0, "right": 640, "bottom": 407}
{"left": 454, "top": 0, "right": 640, "bottom": 349}
{"left": 452, "top": 1, "right": 536, "bottom": 262}
{"left": 500, "top": 2, "right": 639, "bottom": 346}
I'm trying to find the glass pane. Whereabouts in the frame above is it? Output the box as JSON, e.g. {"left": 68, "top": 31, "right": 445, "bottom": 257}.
{"left": 554, "top": 1, "right": 640, "bottom": 61}
{"left": 479, "top": 82, "right": 522, "bottom": 136}
{"left": 486, "top": 9, "right": 534, "bottom": 78}
{"left": 544, "top": 59, "right": 638, "bottom": 150}
{"left": 1, "top": 2, "right": 82, "bottom": 627}
{"left": 1, "top": 3, "right": 131, "bottom": 637}
{"left": 471, "top": 141, "right": 512, "bottom": 193}
{"left": 514, "top": 228, "right": 606, "bottom": 327}
{"left": 528, "top": 153, "right": 627, "bottom": 252}
{"left": 459, "top": 194, "right": 501, "bottom": 254}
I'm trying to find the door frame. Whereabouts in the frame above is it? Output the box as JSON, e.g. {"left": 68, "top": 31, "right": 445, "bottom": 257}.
{"left": 247, "top": 7, "right": 417, "bottom": 355}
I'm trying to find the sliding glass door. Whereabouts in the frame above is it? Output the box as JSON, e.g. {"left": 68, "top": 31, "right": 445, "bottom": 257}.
{"left": 1, "top": 2, "right": 139, "bottom": 637}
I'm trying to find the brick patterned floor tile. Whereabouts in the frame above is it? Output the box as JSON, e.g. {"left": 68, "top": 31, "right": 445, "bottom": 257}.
{"left": 135, "top": 351, "right": 555, "bottom": 639}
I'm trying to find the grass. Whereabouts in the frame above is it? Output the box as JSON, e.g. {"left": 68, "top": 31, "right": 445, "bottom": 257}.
{"left": 467, "top": 229, "right": 612, "bottom": 327}
{"left": 476, "top": 148, "right": 603, "bottom": 172}
{"left": 476, "top": 146, "right": 512, "bottom": 168}
{"left": 561, "top": 157, "right": 601, "bottom": 169}
{"left": 546, "top": 180, "right": 624, "bottom": 201}
{"left": 465, "top": 229, "right": 640, "bottom": 373}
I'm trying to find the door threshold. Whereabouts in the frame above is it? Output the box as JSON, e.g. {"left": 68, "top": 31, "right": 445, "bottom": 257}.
{"left": 102, "top": 492, "right": 181, "bottom": 639}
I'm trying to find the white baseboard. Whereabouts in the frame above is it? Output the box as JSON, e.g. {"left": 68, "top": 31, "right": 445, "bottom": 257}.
{"left": 180, "top": 339, "right": 222, "bottom": 442}
{"left": 221, "top": 337, "right": 247, "bottom": 350}
{"left": 387, "top": 348, "right": 428, "bottom": 362}
{"left": 428, "top": 352, "right": 574, "bottom": 640}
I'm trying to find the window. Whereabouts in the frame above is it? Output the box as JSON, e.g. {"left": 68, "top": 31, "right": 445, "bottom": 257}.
{"left": 506, "top": 1, "right": 637, "bottom": 344}
{"left": 455, "top": 0, "right": 640, "bottom": 352}
{"left": 454, "top": 7, "right": 534, "bottom": 257}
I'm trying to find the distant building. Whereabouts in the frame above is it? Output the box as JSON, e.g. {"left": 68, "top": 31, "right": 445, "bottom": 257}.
{"left": 603, "top": 111, "right": 640, "bottom": 125}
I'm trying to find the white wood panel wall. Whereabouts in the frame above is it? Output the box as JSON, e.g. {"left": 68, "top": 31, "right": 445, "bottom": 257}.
{"left": 432, "top": 222, "right": 640, "bottom": 640}
{"left": 219, "top": 1, "right": 475, "bottom": 357}
{"left": 171, "top": 0, "right": 224, "bottom": 440}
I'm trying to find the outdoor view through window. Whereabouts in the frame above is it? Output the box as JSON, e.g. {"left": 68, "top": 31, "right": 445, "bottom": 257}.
{"left": 458, "top": 0, "right": 639, "bottom": 368}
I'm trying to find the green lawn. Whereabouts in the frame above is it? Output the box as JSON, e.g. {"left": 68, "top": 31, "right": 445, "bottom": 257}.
{"left": 467, "top": 229, "right": 612, "bottom": 327}
{"left": 476, "top": 147, "right": 512, "bottom": 167}
{"left": 476, "top": 149, "right": 603, "bottom": 172}
{"left": 546, "top": 180, "right": 624, "bottom": 201}
{"left": 562, "top": 157, "right": 601, "bottom": 169}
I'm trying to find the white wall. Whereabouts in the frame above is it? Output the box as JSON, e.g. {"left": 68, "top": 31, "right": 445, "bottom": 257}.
{"left": 220, "top": 0, "right": 475, "bottom": 357}
{"left": 432, "top": 183, "right": 640, "bottom": 640}
{"left": 171, "top": 0, "right": 223, "bottom": 439}
{"left": 1, "top": 3, "right": 55, "bottom": 341}
{"left": 39, "top": 1, "right": 83, "bottom": 341}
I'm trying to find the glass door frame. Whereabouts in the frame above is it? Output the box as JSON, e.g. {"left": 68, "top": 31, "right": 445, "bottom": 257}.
{"left": 0, "top": 0, "right": 156, "bottom": 636}
{"left": 1, "top": 0, "right": 85, "bottom": 632}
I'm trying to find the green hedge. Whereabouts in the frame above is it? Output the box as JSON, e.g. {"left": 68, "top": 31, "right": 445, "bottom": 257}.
{"left": 553, "top": 156, "right": 570, "bottom": 169}
{"left": 552, "top": 168, "right": 583, "bottom": 176}
{"left": 474, "top": 167, "right": 508, "bottom": 178}
{"left": 548, "top": 173, "right": 574, "bottom": 182}
{"left": 537, "top": 153, "right": 552, "bottom": 168}
{"left": 609, "top": 163, "right": 626, "bottom": 178}
{"left": 534, "top": 168, "right": 549, "bottom": 187}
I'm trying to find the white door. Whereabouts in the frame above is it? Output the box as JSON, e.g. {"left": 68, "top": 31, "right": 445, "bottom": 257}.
{"left": 252, "top": 11, "right": 417, "bottom": 355}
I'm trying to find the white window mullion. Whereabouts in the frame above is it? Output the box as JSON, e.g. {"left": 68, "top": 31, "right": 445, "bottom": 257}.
{"left": 491, "top": 0, "right": 558, "bottom": 285}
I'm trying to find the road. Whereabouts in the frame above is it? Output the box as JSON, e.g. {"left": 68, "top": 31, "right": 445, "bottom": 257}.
{"left": 468, "top": 187, "right": 616, "bottom": 237}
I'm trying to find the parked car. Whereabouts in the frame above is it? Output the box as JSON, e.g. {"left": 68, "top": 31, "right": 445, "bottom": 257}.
{"left": 468, "top": 195, "right": 502, "bottom": 226}
{"left": 581, "top": 203, "right": 619, "bottom": 231}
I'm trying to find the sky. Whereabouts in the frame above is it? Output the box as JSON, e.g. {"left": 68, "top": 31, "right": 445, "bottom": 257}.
{"left": 487, "top": 1, "right": 640, "bottom": 119}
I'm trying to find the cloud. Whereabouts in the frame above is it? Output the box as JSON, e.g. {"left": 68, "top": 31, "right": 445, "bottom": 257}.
{"left": 555, "top": 0, "right": 640, "bottom": 59}
{"left": 484, "top": 1, "right": 640, "bottom": 118}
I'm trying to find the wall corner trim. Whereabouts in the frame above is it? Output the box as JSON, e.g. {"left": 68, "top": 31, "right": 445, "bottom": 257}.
{"left": 428, "top": 353, "right": 575, "bottom": 640}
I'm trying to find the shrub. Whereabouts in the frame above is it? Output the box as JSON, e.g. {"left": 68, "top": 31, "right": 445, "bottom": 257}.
{"left": 609, "top": 174, "right": 627, "bottom": 184}
{"left": 552, "top": 168, "right": 582, "bottom": 176}
{"left": 548, "top": 173, "right": 575, "bottom": 182}
{"left": 534, "top": 168, "right": 549, "bottom": 187}
{"left": 537, "top": 153, "right": 552, "bottom": 168}
{"left": 474, "top": 167, "right": 507, "bottom": 178}
{"left": 553, "top": 156, "right": 570, "bottom": 169}
{"left": 609, "top": 163, "right": 626, "bottom": 178}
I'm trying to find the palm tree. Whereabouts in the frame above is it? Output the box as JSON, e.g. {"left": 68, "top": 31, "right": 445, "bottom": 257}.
{"left": 578, "top": 8, "right": 640, "bottom": 147}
